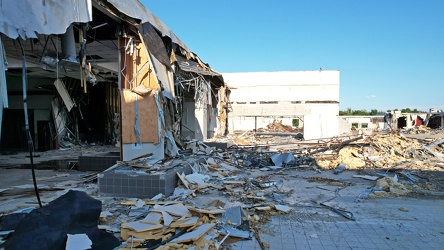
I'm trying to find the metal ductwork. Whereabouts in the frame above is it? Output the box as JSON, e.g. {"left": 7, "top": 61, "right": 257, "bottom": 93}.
{"left": 61, "top": 24, "right": 77, "bottom": 62}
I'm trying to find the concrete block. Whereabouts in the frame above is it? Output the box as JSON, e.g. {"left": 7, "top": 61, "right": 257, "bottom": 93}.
{"left": 98, "top": 165, "right": 192, "bottom": 198}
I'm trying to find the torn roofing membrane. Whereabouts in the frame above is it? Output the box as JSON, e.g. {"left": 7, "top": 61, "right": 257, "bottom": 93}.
{"left": 0, "top": 0, "right": 93, "bottom": 39}
{"left": 106, "top": 0, "right": 190, "bottom": 52}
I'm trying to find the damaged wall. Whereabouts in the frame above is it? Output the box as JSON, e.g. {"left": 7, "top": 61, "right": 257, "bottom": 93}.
{"left": 223, "top": 70, "right": 340, "bottom": 140}
{"left": 0, "top": 0, "right": 225, "bottom": 162}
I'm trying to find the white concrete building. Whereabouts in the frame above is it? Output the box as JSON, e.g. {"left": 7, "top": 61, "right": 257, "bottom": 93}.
{"left": 223, "top": 70, "right": 340, "bottom": 140}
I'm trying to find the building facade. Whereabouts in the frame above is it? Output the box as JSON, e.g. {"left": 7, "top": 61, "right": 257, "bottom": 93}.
{"left": 223, "top": 70, "right": 340, "bottom": 140}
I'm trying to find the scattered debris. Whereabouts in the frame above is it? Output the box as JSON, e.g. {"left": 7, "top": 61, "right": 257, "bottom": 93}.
{"left": 2, "top": 130, "right": 444, "bottom": 249}
{"left": 334, "top": 163, "right": 346, "bottom": 174}
{"left": 399, "top": 207, "right": 409, "bottom": 212}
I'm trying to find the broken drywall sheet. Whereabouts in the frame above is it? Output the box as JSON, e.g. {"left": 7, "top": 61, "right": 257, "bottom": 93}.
{"left": 122, "top": 221, "right": 163, "bottom": 232}
{"left": 220, "top": 206, "right": 243, "bottom": 226}
{"left": 54, "top": 79, "right": 75, "bottom": 112}
{"left": 165, "top": 129, "right": 179, "bottom": 156}
{"left": 271, "top": 152, "right": 295, "bottom": 166}
{"left": 51, "top": 98, "right": 68, "bottom": 141}
{"left": 170, "top": 223, "right": 215, "bottom": 243}
{"left": 150, "top": 52, "right": 175, "bottom": 100}
{"left": 66, "top": 234, "right": 92, "bottom": 250}
{"left": 185, "top": 173, "right": 210, "bottom": 187}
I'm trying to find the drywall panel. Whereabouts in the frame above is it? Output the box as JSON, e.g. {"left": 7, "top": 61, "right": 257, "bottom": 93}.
{"left": 122, "top": 138, "right": 164, "bottom": 161}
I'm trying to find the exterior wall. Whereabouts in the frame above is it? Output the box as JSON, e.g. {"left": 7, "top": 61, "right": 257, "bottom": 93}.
{"left": 223, "top": 70, "right": 339, "bottom": 140}
{"left": 228, "top": 116, "right": 294, "bottom": 132}
{"left": 339, "top": 116, "right": 386, "bottom": 134}
{"left": 341, "top": 117, "right": 373, "bottom": 130}
{"left": 224, "top": 70, "right": 339, "bottom": 102}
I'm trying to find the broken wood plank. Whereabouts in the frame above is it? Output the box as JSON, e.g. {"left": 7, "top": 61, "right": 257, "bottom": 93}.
{"left": 176, "top": 172, "right": 190, "bottom": 189}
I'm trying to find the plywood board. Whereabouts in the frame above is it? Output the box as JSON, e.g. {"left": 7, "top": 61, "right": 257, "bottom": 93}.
{"left": 170, "top": 223, "right": 215, "bottom": 243}
{"left": 135, "top": 43, "right": 158, "bottom": 90}
{"left": 121, "top": 90, "right": 159, "bottom": 144}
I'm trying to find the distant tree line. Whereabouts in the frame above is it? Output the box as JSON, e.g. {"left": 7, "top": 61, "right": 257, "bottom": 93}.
{"left": 339, "top": 108, "right": 423, "bottom": 116}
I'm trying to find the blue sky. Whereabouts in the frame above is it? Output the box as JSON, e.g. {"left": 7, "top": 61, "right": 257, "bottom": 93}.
{"left": 142, "top": 0, "right": 444, "bottom": 112}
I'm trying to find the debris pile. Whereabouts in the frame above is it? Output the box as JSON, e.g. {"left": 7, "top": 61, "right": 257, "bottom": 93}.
{"left": 1, "top": 131, "right": 444, "bottom": 249}
{"left": 257, "top": 120, "right": 301, "bottom": 133}
{"left": 316, "top": 133, "right": 444, "bottom": 171}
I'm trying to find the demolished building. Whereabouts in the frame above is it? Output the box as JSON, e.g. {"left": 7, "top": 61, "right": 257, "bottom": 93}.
{"left": 222, "top": 70, "right": 340, "bottom": 140}
{"left": 0, "top": 0, "right": 226, "bottom": 162}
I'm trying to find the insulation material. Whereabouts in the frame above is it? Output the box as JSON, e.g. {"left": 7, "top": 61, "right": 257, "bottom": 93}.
{"left": 216, "top": 86, "right": 227, "bottom": 136}
{"left": 121, "top": 90, "right": 159, "bottom": 144}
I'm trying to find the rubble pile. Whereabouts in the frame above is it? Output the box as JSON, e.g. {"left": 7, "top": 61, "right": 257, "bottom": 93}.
{"left": 2, "top": 131, "right": 444, "bottom": 249}
{"left": 257, "top": 120, "right": 301, "bottom": 133}
{"left": 316, "top": 133, "right": 444, "bottom": 171}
